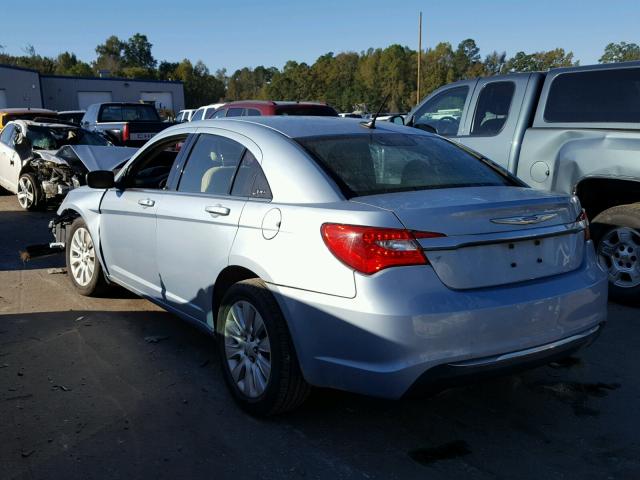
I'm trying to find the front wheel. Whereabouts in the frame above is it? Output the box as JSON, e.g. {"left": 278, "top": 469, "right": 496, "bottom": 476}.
{"left": 217, "top": 279, "right": 310, "bottom": 416}
{"left": 66, "top": 218, "right": 108, "bottom": 296}
{"left": 17, "top": 173, "right": 42, "bottom": 210}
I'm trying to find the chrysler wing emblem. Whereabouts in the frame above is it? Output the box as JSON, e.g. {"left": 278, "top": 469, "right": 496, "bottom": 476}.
{"left": 490, "top": 213, "right": 558, "bottom": 225}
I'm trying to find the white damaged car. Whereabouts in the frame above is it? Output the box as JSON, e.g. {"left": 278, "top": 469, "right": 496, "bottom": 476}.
{"left": 0, "top": 119, "right": 136, "bottom": 210}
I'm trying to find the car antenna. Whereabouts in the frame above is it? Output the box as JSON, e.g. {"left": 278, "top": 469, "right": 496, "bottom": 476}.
{"left": 362, "top": 93, "right": 390, "bottom": 129}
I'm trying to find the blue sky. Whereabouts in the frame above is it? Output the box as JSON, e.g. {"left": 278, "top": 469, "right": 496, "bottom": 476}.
{"left": 1, "top": 0, "right": 638, "bottom": 72}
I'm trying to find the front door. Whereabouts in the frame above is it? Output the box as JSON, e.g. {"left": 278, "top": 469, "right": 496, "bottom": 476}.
{"left": 156, "top": 131, "right": 264, "bottom": 327}
{"left": 99, "top": 134, "right": 189, "bottom": 298}
{"left": 0, "top": 124, "right": 21, "bottom": 192}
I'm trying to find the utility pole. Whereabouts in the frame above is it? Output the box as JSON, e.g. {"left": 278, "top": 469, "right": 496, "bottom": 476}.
{"left": 417, "top": 11, "right": 422, "bottom": 105}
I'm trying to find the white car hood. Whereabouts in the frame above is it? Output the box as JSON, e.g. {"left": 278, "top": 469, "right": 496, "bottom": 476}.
{"left": 38, "top": 145, "right": 138, "bottom": 172}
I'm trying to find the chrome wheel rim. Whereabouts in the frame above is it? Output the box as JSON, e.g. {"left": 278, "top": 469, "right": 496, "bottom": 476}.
{"left": 224, "top": 300, "right": 271, "bottom": 398}
{"left": 597, "top": 227, "right": 640, "bottom": 288}
{"left": 69, "top": 227, "right": 96, "bottom": 287}
{"left": 17, "top": 177, "right": 34, "bottom": 209}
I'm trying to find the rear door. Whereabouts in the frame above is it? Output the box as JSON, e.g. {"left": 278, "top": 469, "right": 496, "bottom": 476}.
{"left": 156, "top": 130, "right": 261, "bottom": 327}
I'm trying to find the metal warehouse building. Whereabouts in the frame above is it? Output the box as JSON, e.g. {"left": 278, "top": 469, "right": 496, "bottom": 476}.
{"left": 0, "top": 64, "right": 184, "bottom": 113}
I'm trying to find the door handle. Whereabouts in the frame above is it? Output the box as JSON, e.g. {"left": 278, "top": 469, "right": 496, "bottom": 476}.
{"left": 205, "top": 205, "right": 230, "bottom": 216}
{"left": 138, "top": 198, "right": 155, "bottom": 207}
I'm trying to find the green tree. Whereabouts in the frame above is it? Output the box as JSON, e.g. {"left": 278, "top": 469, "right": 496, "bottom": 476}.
{"left": 504, "top": 48, "right": 577, "bottom": 72}
{"left": 55, "top": 52, "right": 93, "bottom": 76}
{"left": 123, "top": 33, "right": 157, "bottom": 70}
{"left": 94, "top": 35, "right": 125, "bottom": 75}
{"left": 599, "top": 42, "right": 640, "bottom": 63}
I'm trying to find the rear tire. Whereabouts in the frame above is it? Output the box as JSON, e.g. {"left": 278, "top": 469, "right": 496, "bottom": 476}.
{"left": 592, "top": 205, "right": 640, "bottom": 305}
{"left": 66, "top": 218, "right": 108, "bottom": 296}
{"left": 217, "top": 278, "right": 310, "bottom": 416}
{"left": 17, "top": 173, "right": 43, "bottom": 211}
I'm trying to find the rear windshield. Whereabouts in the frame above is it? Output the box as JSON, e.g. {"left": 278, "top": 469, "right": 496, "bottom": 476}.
{"left": 296, "top": 133, "right": 513, "bottom": 197}
{"left": 545, "top": 68, "right": 640, "bottom": 123}
{"left": 99, "top": 104, "right": 160, "bottom": 122}
{"left": 275, "top": 105, "right": 338, "bottom": 116}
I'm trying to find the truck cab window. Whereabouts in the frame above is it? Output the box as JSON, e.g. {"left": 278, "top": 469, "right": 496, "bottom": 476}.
{"left": 413, "top": 86, "right": 468, "bottom": 137}
{"left": 470, "top": 81, "right": 515, "bottom": 136}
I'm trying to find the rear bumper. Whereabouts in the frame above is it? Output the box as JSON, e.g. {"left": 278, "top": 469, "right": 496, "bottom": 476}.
{"left": 269, "top": 243, "right": 608, "bottom": 398}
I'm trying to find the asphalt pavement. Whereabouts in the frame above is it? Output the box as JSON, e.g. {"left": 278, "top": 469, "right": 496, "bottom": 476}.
{"left": 0, "top": 192, "right": 638, "bottom": 480}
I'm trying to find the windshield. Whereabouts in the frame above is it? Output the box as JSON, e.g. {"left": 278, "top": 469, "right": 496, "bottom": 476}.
{"left": 296, "top": 133, "right": 514, "bottom": 198}
{"left": 26, "top": 126, "right": 111, "bottom": 150}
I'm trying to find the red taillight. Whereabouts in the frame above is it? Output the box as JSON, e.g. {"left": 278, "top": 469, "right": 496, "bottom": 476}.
{"left": 122, "top": 123, "right": 129, "bottom": 143}
{"left": 321, "top": 223, "right": 445, "bottom": 275}
{"left": 577, "top": 209, "right": 591, "bottom": 241}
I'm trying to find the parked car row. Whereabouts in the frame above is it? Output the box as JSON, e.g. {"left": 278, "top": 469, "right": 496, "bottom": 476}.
{"left": 177, "top": 100, "right": 339, "bottom": 123}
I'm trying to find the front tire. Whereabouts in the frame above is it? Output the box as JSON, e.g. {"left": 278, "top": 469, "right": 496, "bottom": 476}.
{"left": 217, "top": 279, "right": 310, "bottom": 416}
{"left": 17, "top": 173, "right": 42, "bottom": 210}
{"left": 66, "top": 218, "right": 108, "bottom": 296}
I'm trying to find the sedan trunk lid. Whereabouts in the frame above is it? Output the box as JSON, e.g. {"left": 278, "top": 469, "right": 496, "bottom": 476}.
{"left": 352, "top": 186, "right": 586, "bottom": 289}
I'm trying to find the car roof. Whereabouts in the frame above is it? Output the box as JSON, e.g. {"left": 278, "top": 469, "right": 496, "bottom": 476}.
{"left": 192, "top": 116, "right": 429, "bottom": 139}
{"left": 224, "top": 100, "right": 329, "bottom": 108}
{"left": 0, "top": 108, "right": 57, "bottom": 114}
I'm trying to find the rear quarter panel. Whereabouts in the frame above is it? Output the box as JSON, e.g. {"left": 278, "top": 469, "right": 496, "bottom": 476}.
{"left": 516, "top": 128, "right": 640, "bottom": 194}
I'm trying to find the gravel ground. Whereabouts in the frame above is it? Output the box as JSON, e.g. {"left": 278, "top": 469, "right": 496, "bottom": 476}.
{"left": 0, "top": 193, "right": 638, "bottom": 480}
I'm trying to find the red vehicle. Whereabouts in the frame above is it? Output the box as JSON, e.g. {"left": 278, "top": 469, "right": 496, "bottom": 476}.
{"left": 205, "top": 100, "right": 338, "bottom": 119}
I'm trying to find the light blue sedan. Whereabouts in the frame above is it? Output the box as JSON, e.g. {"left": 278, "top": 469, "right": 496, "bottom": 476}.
{"left": 51, "top": 117, "right": 608, "bottom": 415}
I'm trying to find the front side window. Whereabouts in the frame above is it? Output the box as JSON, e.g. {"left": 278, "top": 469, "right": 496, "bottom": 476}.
{"left": 297, "top": 133, "right": 513, "bottom": 198}
{"left": 178, "top": 134, "right": 245, "bottom": 195}
{"left": 122, "top": 135, "right": 187, "bottom": 189}
{"left": 545, "top": 68, "right": 640, "bottom": 123}
{"left": 191, "top": 108, "right": 205, "bottom": 122}
{"left": 470, "top": 81, "right": 515, "bottom": 136}
{"left": 413, "top": 86, "right": 468, "bottom": 136}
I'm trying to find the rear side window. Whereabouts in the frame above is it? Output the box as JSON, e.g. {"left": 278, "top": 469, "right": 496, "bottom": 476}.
{"left": 231, "top": 150, "right": 272, "bottom": 199}
{"left": 545, "top": 68, "right": 640, "bottom": 123}
{"left": 99, "top": 104, "right": 160, "bottom": 122}
{"left": 246, "top": 109, "right": 261, "bottom": 116}
{"left": 470, "top": 82, "right": 515, "bottom": 136}
{"left": 297, "top": 133, "right": 512, "bottom": 198}
{"left": 226, "top": 108, "right": 244, "bottom": 117}
{"left": 178, "top": 134, "right": 245, "bottom": 195}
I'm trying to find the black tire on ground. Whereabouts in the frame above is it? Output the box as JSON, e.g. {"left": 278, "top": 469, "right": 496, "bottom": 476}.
{"left": 591, "top": 204, "right": 640, "bottom": 306}
{"left": 65, "top": 217, "right": 109, "bottom": 297}
{"left": 17, "top": 172, "right": 43, "bottom": 211}
{"left": 217, "top": 278, "right": 310, "bottom": 416}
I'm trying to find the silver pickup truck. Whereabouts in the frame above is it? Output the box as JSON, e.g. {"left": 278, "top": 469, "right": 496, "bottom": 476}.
{"left": 401, "top": 61, "right": 640, "bottom": 303}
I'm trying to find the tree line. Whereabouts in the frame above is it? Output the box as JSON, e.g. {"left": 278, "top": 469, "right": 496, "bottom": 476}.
{"left": 1, "top": 35, "right": 639, "bottom": 112}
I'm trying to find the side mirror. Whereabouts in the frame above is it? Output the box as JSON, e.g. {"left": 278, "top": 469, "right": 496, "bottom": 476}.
{"left": 414, "top": 123, "right": 438, "bottom": 134}
{"left": 86, "top": 170, "right": 115, "bottom": 189}
{"left": 388, "top": 115, "right": 404, "bottom": 125}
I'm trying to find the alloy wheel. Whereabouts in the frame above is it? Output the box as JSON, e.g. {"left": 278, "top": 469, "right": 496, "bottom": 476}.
{"left": 597, "top": 227, "right": 640, "bottom": 288}
{"left": 69, "top": 227, "right": 96, "bottom": 287}
{"left": 17, "top": 177, "right": 34, "bottom": 209}
{"left": 223, "top": 300, "right": 272, "bottom": 398}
